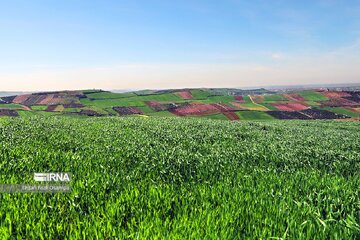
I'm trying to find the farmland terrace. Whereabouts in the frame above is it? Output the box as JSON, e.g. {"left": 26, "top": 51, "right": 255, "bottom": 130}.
{"left": 0, "top": 88, "right": 359, "bottom": 120}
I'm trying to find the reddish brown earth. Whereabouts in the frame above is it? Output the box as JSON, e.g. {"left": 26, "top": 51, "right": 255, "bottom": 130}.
{"left": 176, "top": 91, "right": 193, "bottom": 100}
{"left": 145, "top": 101, "right": 180, "bottom": 111}
{"left": 113, "top": 107, "right": 143, "bottom": 115}
{"left": 22, "top": 95, "right": 47, "bottom": 105}
{"left": 0, "top": 109, "right": 19, "bottom": 116}
{"left": 321, "top": 98, "right": 359, "bottom": 107}
{"left": 13, "top": 94, "right": 32, "bottom": 104}
{"left": 46, "top": 105, "right": 58, "bottom": 112}
{"left": 38, "top": 95, "right": 55, "bottom": 105}
{"left": 283, "top": 94, "right": 305, "bottom": 102}
{"left": 145, "top": 101, "right": 161, "bottom": 110}
{"left": 348, "top": 108, "right": 360, "bottom": 114}
{"left": 234, "top": 96, "right": 245, "bottom": 102}
{"left": 229, "top": 102, "right": 246, "bottom": 109}
{"left": 223, "top": 112, "right": 240, "bottom": 120}
{"left": 170, "top": 104, "right": 220, "bottom": 116}
{"left": 210, "top": 103, "right": 239, "bottom": 112}
{"left": 321, "top": 91, "right": 351, "bottom": 98}
{"left": 271, "top": 103, "right": 309, "bottom": 111}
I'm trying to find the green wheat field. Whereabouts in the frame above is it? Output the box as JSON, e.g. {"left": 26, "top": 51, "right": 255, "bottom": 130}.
{"left": 0, "top": 116, "right": 359, "bottom": 239}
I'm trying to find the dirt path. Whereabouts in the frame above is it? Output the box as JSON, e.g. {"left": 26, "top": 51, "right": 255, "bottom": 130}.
{"left": 248, "top": 95, "right": 269, "bottom": 110}
{"left": 21, "top": 105, "right": 31, "bottom": 111}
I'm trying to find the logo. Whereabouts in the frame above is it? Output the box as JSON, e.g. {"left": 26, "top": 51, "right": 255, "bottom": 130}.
{"left": 34, "top": 173, "right": 71, "bottom": 182}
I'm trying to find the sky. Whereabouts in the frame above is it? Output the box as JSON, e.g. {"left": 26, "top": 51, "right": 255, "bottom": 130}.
{"left": 1, "top": 0, "right": 360, "bottom": 91}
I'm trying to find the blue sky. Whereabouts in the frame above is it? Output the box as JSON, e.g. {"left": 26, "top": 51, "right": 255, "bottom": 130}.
{"left": 1, "top": 0, "right": 360, "bottom": 90}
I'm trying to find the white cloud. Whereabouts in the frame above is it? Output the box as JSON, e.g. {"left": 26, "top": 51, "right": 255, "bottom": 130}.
{"left": 271, "top": 53, "right": 286, "bottom": 60}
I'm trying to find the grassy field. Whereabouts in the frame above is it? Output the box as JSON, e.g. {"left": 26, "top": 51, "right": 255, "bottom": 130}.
{"left": 63, "top": 108, "right": 81, "bottom": 113}
{"left": 190, "top": 89, "right": 211, "bottom": 99}
{"left": 298, "top": 91, "right": 329, "bottom": 101}
{"left": 86, "top": 92, "right": 136, "bottom": 99}
{"left": 81, "top": 93, "right": 183, "bottom": 109}
{"left": 147, "top": 111, "right": 176, "bottom": 117}
{"left": 17, "top": 110, "right": 60, "bottom": 117}
{"left": 263, "top": 94, "right": 287, "bottom": 102}
{"left": 235, "top": 110, "right": 274, "bottom": 120}
{"left": 30, "top": 105, "right": 48, "bottom": 111}
{"left": 322, "top": 107, "right": 360, "bottom": 118}
{"left": 242, "top": 95, "right": 253, "bottom": 104}
{"left": 238, "top": 103, "right": 268, "bottom": 111}
{"left": 191, "top": 113, "right": 229, "bottom": 120}
{"left": 0, "top": 103, "right": 25, "bottom": 109}
{"left": 0, "top": 117, "right": 358, "bottom": 239}
{"left": 259, "top": 103, "right": 279, "bottom": 111}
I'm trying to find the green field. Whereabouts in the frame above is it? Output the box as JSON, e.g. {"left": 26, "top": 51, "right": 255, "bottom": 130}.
{"left": 86, "top": 92, "right": 136, "bottom": 99}
{"left": 30, "top": 105, "right": 48, "bottom": 111}
{"left": 235, "top": 110, "right": 274, "bottom": 120}
{"left": 63, "top": 108, "right": 81, "bottom": 113}
{"left": 242, "top": 95, "right": 253, "bottom": 104}
{"left": 0, "top": 117, "right": 359, "bottom": 239}
{"left": 190, "top": 89, "right": 211, "bottom": 99}
{"left": 259, "top": 103, "right": 278, "bottom": 111}
{"left": 189, "top": 113, "right": 229, "bottom": 120}
{"left": 298, "top": 91, "right": 329, "bottom": 101}
{"left": 203, "top": 95, "right": 235, "bottom": 103}
{"left": 263, "top": 94, "right": 287, "bottom": 102}
{"left": 322, "top": 107, "right": 360, "bottom": 117}
{"left": 147, "top": 111, "right": 176, "bottom": 117}
{"left": 17, "top": 110, "right": 60, "bottom": 117}
{"left": 0, "top": 103, "right": 24, "bottom": 109}
{"left": 238, "top": 103, "right": 269, "bottom": 111}
{"left": 81, "top": 93, "right": 183, "bottom": 109}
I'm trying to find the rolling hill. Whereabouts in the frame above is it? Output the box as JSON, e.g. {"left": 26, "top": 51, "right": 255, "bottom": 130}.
{"left": 0, "top": 88, "right": 359, "bottom": 120}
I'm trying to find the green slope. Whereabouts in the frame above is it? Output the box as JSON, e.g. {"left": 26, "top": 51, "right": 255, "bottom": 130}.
{"left": 297, "top": 90, "right": 329, "bottom": 101}
{"left": 236, "top": 111, "right": 274, "bottom": 120}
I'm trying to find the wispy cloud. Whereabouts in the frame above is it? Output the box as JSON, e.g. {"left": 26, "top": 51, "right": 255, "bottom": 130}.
{"left": 270, "top": 53, "right": 286, "bottom": 60}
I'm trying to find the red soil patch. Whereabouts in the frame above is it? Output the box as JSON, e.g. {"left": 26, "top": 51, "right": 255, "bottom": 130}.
{"left": 322, "top": 91, "right": 352, "bottom": 98}
{"left": 113, "top": 107, "right": 143, "bottom": 115}
{"left": 176, "top": 91, "right": 193, "bottom": 100}
{"left": 210, "top": 103, "right": 238, "bottom": 112}
{"left": 348, "top": 108, "right": 360, "bottom": 114}
{"left": 22, "top": 95, "right": 47, "bottom": 105}
{"left": 13, "top": 94, "right": 31, "bottom": 104}
{"left": 38, "top": 94, "right": 78, "bottom": 105}
{"left": 46, "top": 105, "right": 58, "bottom": 112}
{"left": 321, "top": 98, "right": 359, "bottom": 107}
{"left": 234, "top": 96, "right": 245, "bottom": 102}
{"left": 145, "top": 101, "right": 160, "bottom": 108}
{"left": 145, "top": 101, "right": 179, "bottom": 111}
{"left": 283, "top": 94, "right": 305, "bottom": 102}
{"left": 272, "top": 103, "right": 309, "bottom": 111}
{"left": 223, "top": 112, "right": 240, "bottom": 121}
{"left": 229, "top": 102, "right": 246, "bottom": 109}
{"left": 38, "top": 94, "right": 55, "bottom": 105}
{"left": 170, "top": 104, "right": 220, "bottom": 116}
{"left": 0, "top": 109, "right": 18, "bottom": 117}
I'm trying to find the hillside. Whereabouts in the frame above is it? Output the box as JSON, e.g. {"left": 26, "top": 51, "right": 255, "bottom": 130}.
{"left": 0, "top": 88, "right": 359, "bottom": 120}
